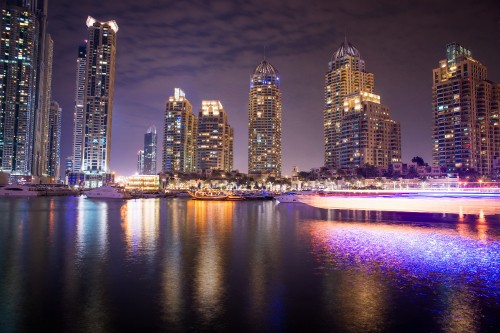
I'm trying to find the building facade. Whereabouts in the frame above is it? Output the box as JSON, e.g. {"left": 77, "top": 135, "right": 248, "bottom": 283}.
{"left": 340, "top": 92, "right": 401, "bottom": 168}
{"left": 197, "top": 100, "right": 233, "bottom": 172}
{"left": 72, "top": 16, "right": 118, "bottom": 188}
{"left": 163, "top": 88, "right": 197, "bottom": 173}
{"left": 248, "top": 59, "right": 282, "bottom": 177}
{"left": 46, "top": 100, "right": 61, "bottom": 179}
{"left": 0, "top": 0, "right": 52, "bottom": 180}
{"left": 72, "top": 42, "right": 87, "bottom": 173}
{"left": 143, "top": 126, "right": 157, "bottom": 175}
{"left": 324, "top": 40, "right": 400, "bottom": 169}
{"left": 137, "top": 150, "right": 144, "bottom": 174}
{"left": 432, "top": 43, "right": 500, "bottom": 176}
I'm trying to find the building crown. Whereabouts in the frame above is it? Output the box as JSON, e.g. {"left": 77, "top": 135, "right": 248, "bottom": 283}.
{"left": 253, "top": 60, "right": 279, "bottom": 76}
{"left": 332, "top": 39, "right": 361, "bottom": 61}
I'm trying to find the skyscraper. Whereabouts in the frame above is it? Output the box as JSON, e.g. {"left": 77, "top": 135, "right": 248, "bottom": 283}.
{"left": 75, "top": 16, "right": 118, "bottom": 187}
{"left": 72, "top": 42, "right": 87, "bottom": 173}
{"left": 33, "top": 32, "right": 53, "bottom": 179}
{"left": 197, "top": 100, "right": 233, "bottom": 172}
{"left": 324, "top": 39, "right": 400, "bottom": 169}
{"left": 324, "top": 40, "right": 374, "bottom": 169}
{"left": 143, "top": 126, "right": 157, "bottom": 175}
{"left": 137, "top": 150, "right": 144, "bottom": 174}
{"left": 248, "top": 59, "right": 282, "bottom": 178}
{"left": 46, "top": 101, "right": 61, "bottom": 179}
{"left": 432, "top": 43, "right": 500, "bottom": 176}
{"left": 163, "top": 88, "right": 197, "bottom": 173}
{"left": 340, "top": 92, "right": 401, "bottom": 168}
{"left": 0, "top": 0, "right": 52, "bottom": 180}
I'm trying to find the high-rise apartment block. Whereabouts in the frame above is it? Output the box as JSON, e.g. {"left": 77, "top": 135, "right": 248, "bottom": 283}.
{"left": 72, "top": 42, "right": 87, "bottom": 173}
{"left": 248, "top": 60, "right": 282, "bottom": 177}
{"left": 432, "top": 43, "right": 500, "bottom": 176}
{"left": 143, "top": 126, "right": 157, "bottom": 175}
{"left": 46, "top": 101, "right": 61, "bottom": 179}
{"left": 341, "top": 92, "right": 401, "bottom": 167}
{"left": 163, "top": 88, "right": 197, "bottom": 173}
{"left": 0, "top": 0, "right": 52, "bottom": 181}
{"left": 324, "top": 40, "right": 400, "bottom": 169}
{"left": 70, "top": 17, "right": 118, "bottom": 187}
{"left": 197, "top": 100, "right": 233, "bottom": 172}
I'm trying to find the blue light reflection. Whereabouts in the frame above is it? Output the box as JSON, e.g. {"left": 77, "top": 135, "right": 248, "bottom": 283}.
{"left": 311, "top": 222, "right": 500, "bottom": 297}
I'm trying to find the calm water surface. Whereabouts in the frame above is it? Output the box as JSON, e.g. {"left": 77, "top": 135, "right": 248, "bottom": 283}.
{"left": 0, "top": 197, "right": 499, "bottom": 332}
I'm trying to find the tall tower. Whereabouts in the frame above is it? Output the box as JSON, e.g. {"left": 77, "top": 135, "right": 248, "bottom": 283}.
{"left": 324, "top": 40, "right": 374, "bottom": 169}
{"left": 80, "top": 16, "right": 118, "bottom": 186}
{"left": 143, "top": 126, "right": 157, "bottom": 175}
{"left": 248, "top": 59, "right": 282, "bottom": 178}
{"left": 72, "top": 42, "right": 87, "bottom": 173}
{"left": 163, "top": 88, "right": 197, "bottom": 173}
{"left": 197, "top": 100, "right": 233, "bottom": 172}
{"left": 0, "top": 0, "right": 51, "bottom": 180}
{"left": 137, "top": 150, "right": 144, "bottom": 174}
{"left": 324, "top": 40, "right": 400, "bottom": 170}
{"left": 432, "top": 43, "right": 500, "bottom": 176}
{"left": 46, "top": 100, "right": 61, "bottom": 179}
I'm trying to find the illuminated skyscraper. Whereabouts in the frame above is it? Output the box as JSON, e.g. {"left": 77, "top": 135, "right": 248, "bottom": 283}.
{"left": 197, "top": 100, "right": 233, "bottom": 172}
{"left": 340, "top": 92, "right": 401, "bottom": 168}
{"left": 143, "top": 126, "right": 157, "bottom": 175}
{"left": 324, "top": 39, "right": 400, "bottom": 169}
{"left": 72, "top": 42, "right": 87, "bottom": 173}
{"left": 0, "top": 0, "right": 52, "bottom": 179}
{"left": 46, "top": 101, "right": 61, "bottom": 179}
{"left": 324, "top": 40, "right": 374, "bottom": 169}
{"left": 137, "top": 150, "right": 144, "bottom": 174}
{"left": 248, "top": 59, "right": 282, "bottom": 177}
{"left": 78, "top": 16, "right": 118, "bottom": 187}
{"left": 163, "top": 88, "right": 197, "bottom": 173}
{"left": 432, "top": 43, "right": 500, "bottom": 176}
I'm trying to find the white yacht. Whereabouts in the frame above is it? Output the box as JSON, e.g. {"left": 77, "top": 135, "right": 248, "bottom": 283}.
{"left": 275, "top": 190, "right": 317, "bottom": 203}
{"left": 0, "top": 184, "right": 46, "bottom": 197}
{"left": 85, "top": 185, "right": 132, "bottom": 199}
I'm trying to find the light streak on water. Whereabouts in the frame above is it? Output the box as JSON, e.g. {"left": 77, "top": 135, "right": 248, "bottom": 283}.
{"left": 300, "top": 195, "right": 500, "bottom": 215}
{"left": 310, "top": 222, "right": 500, "bottom": 297}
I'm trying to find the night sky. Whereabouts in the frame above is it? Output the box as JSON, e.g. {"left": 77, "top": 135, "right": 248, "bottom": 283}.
{"left": 48, "top": 0, "right": 500, "bottom": 176}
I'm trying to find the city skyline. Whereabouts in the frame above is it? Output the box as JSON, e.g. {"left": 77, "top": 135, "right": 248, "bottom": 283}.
{"left": 48, "top": 0, "right": 499, "bottom": 176}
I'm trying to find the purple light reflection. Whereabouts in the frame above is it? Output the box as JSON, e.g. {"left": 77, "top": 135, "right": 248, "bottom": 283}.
{"left": 310, "top": 222, "right": 500, "bottom": 296}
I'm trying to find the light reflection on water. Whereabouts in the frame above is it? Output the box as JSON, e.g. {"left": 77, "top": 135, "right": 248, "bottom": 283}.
{"left": 0, "top": 196, "right": 499, "bottom": 332}
{"left": 310, "top": 221, "right": 500, "bottom": 291}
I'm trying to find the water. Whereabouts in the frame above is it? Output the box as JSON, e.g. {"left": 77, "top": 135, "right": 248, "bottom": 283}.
{"left": 0, "top": 197, "right": 499, "bottom": 332}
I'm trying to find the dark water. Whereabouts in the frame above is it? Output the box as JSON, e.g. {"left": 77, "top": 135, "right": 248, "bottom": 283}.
{"left": 1, "top": 197, "right": 500, "bottom": 333}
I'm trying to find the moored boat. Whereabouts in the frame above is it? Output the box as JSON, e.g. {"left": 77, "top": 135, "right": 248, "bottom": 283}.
{"left": 0, "top": 184, "right": 46, "bottom": 197}
{"left": 188, "top": 189, "right": 228, "bottom": 200}
{"left": 85, "top": 185, "right": 132, "bottom": 199}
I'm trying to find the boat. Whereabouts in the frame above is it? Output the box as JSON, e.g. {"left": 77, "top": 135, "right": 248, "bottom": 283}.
{"left": 84, "top": 185, "right": 132, "bottom": 199}
{"left": 0, "top": 184, "right": 46, "bottom": 197}
{"left": 274, "top": 190, "right": 318, "bottom": 204}
{"left": 188, "top": 189, "right": 228, "bottom": 200}
{"left": 227, "top": 193, "right": 245, "bottom": 201}
{"left": 274, "top": 192, "right": 302, "bottom": 203}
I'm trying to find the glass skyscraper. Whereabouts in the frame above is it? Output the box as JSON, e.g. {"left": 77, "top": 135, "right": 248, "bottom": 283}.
{"left": 46, "top": 100, "right": 61, "bottom": 179}
{"left": 71, "top": 16, "right": 118, "bottom": 188}
{"left": 143, "top": 126, "right": 157, "bottom": 175}
{"left": 0, "top": 0, "right": 52, "bottom": 180}
{"left": 72, "top": 42, "right": 87, "bottom": 173}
